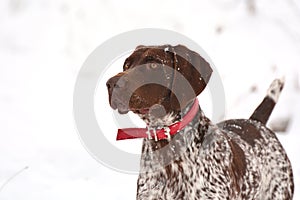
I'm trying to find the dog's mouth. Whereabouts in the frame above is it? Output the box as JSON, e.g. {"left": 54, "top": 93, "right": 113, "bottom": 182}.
{"left": 112, "top": 101, "right": 167, "bottom": 121}
{"left": 110, "top": 100, "right": 130, "bottom": 114}
{"left": 131, "top": 108, "right": 150, "bottom": 115}
{"left": 111, "top": 98, "right": 177, "bottom": 128}
{"left": 117, "top": 107, "right": 130, "bottom": 114}
{"left": 111, "top": 100, "right": 150, "bottom": 115}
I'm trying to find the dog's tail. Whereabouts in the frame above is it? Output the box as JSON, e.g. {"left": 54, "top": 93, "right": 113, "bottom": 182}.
{"left": 250, "top": 78, "right": 285, "bottom": 125}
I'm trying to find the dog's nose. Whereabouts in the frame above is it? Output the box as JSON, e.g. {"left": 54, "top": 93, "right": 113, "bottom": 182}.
{"left": 106, "top": 75, "right": 129, "bottom": 111}
{"left": 106, "top": 75, "right": 127, "bottom": 91}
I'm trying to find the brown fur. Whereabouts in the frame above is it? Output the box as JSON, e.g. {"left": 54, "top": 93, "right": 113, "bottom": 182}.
{"left": 106, "top": 45, "right": 294, "bottom": 200}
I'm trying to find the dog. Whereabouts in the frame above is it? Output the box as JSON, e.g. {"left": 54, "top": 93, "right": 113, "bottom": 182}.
{"left": 106, "top": 45, "right": 294, "bottom": 199}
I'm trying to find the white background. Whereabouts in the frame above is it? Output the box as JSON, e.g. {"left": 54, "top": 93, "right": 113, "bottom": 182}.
{"left": 0, "top": 0, "right": 299, "bottom": 199}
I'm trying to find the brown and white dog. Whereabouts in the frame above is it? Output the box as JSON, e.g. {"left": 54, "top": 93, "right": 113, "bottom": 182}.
{"left": 106, "top": 45, "right": 294, "bottom": 200}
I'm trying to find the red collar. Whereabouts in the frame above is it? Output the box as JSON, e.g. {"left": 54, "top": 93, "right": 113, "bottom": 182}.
{"left": 116, "top": 98, "right": 199, "bottom": 141}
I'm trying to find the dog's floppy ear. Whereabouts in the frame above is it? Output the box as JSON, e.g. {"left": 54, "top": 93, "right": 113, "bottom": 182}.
{"left": 168, "top": 45, "right": 213, "bottom": 110}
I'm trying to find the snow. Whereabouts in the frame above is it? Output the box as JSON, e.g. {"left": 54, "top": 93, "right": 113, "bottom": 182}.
{"left": 0, "top": 0, "right": 299, "bottom": 199}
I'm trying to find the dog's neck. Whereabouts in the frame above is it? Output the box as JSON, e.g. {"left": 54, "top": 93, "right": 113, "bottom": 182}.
{"left": 139, "top": 100, "right": 195, "bottom": 130}
{"left": 138, "top": 101, "right": 211, "bottom": 173}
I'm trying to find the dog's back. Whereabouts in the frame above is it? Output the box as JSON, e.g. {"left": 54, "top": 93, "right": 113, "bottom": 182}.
{"left": 218, "top": 119, "right": 294, "bottom": 199}
{"left": 217, "top": 78, "right": 294, "bottom": 199}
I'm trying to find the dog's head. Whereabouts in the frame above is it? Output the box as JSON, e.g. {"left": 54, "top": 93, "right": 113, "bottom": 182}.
{"left": 106, "top": 45, "right": 212, "bottom": 125}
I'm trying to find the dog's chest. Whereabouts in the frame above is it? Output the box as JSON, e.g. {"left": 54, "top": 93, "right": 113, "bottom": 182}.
{"left": 136, "top": 116, "right": 235, "bottom": 200}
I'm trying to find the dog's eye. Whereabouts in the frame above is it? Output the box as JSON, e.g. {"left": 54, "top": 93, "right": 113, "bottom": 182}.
{"left": 124, "top": 63, "right": 130, "bottom": 70}
{"left": 150, "top": 63, "right": 157, "bottom": 69}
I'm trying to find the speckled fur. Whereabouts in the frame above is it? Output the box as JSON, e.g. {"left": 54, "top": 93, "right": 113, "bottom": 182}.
{"left": 105, "top": 45, "right": 294, "bottom": 199}
{"left": 136, "top": 102, "right": 294, "bottom": 200}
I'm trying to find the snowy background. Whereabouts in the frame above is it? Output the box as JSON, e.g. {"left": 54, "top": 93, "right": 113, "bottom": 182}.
{"left": 0, "top": 0, "right": 300, "bottom": 199}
